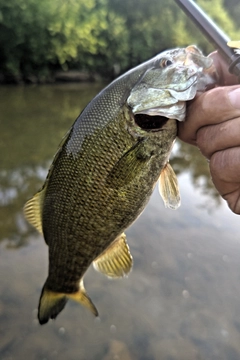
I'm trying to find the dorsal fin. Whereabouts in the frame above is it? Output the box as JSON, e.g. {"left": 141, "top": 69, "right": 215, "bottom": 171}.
{"left": 93, "top": 233, "right": 133, "bottom": 278}
{"left": 23, "top": 187, "right": 46, "bottom": 234}
{"left": 23, "top": 129, "right": 72, "bottom": 235}
{"left": 158, "top": 162, "right": 180, "bottom": 210}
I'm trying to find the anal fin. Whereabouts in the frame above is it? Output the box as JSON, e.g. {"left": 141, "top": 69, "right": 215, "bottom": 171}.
{"left": 93, "top": 233, "right": 133, "bottom": 278}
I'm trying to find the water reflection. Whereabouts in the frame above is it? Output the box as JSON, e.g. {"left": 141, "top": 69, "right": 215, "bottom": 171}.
{"left": 0, "top": 83, "right": 104, "bottom": 247}
{"left": 171, "top": 141, "right": 221, "bottom": 207}
{"left": 1, "top": 84, "right": 240, "bottom": 360}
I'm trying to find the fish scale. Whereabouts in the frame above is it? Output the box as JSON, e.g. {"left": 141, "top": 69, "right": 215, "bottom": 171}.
{"left": 24, "top": 45, "right": 217, "bottom": 324}
{"left": 45, "top": 107, "right": 174, "bottom": 290}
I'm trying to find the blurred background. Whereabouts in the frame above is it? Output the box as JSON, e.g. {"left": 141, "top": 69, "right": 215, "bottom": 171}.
{"left": 1, "top": 1, "right": 240, "bottom": 359}
{"left": 0, "top": 0, "right": 240, "bottom": 83}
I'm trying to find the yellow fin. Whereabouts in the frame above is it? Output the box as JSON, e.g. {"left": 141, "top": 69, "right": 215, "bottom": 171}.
{"left": 38, "top": 287, "right": 68, "bottom": 325}
{"left": 38, "top": 280, "right": 98, "bottom": 325}
{"left": 24, "top": 129, "right": 71, "bottom": 234}
{"left": 23, "top": 188, "right": 46, "bottom": 234}
{"left": 68, "top": 279, "right": 98, "bottom": 317}
{"left": 158, "top": 162, "right": 180, "bottom": 210}
{"left": 93, "top": 233, "right": 133, "bottom": 278}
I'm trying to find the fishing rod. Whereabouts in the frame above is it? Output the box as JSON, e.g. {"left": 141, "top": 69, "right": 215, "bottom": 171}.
{"left": 174, "top": 0, "right": 240, "bottom": 77}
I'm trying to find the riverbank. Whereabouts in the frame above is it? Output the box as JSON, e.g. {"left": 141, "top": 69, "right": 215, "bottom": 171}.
{"left": 0, "top": 70, "right": 104, "bottom": 85}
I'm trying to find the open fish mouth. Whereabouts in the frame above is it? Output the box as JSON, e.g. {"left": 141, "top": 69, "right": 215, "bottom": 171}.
{"left": 130, "top": 72, "right": 200, "bottom": 125}
{"left": 128, "top": 45, "right": 218, "bottom": 126}
{"left": 133, "top": 74, "right": 200, "bottom": 128}
{"left": 134, "top": 113, "right": 169, "bottom": 131}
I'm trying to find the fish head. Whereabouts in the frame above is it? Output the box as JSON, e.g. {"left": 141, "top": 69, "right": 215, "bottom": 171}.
{"left": 127, "top": 45, "right": 218, "bottom": 122}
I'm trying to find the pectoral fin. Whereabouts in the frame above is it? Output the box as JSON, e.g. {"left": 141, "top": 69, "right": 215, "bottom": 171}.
{"left": 106, "top": 140, "right": 148, "bottom": 189}
{"left": 23, "top": 188, "right": 46, "bottom": 234}
{"left": 93, "top": 233, "right": 133, "bottom": 278}
{"left": 158, "top": 162, "right": 180, "bottom": 210}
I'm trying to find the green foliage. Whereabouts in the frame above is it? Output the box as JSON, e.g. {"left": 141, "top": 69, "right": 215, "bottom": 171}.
{"left": 223, "top": 0, "right": 240, "bottom": 36}
{"left": 0, "top": 0, "right": 238, "bottom": 82}
{"left": 198, "top": 0, "right": 240, "bottom": 42}
{"left": 0, "top": 0, "right": 54, "bottom": 80}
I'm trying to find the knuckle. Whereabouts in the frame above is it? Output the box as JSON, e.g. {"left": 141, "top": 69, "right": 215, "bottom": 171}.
{"left": 196, "top": 126, "right": 213, "bottom": 159}
{"left": 209, "top": 151, "right": 224, "bottom": 179}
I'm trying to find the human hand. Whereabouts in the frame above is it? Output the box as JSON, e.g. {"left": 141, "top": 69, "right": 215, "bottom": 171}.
{"left": 178, "top": 51, "right": 240, "bottom": 214}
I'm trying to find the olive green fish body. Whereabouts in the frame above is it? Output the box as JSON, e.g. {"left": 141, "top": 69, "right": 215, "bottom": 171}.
{"left": 43, "top": 105, "right": 176, "bottom": 293}
{"left": 24, "top": 45, "right": 217, "bottom": 324}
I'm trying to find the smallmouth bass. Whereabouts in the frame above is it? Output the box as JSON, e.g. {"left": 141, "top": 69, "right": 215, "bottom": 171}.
{"left": 24, "top": 45, "right": 217, "bottom": 324}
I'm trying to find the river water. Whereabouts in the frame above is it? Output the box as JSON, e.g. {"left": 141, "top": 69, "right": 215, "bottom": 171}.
{"left": 1, "top": 84, "right": 240, "bottom": 360}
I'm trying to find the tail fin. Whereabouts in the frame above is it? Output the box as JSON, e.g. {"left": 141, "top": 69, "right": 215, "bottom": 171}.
{"left": 68, "top": 279, "right": 98, "bottom": 317}
{"left": 38, "top": 280, "right": 98, "bottom": 325}
{"left": 38, "top": 287, "right": 68, "bottom": 325}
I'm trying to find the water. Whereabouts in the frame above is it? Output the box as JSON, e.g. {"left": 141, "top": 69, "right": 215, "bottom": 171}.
{"left": 1, "top": 84, "right": 240, "bottom": 360}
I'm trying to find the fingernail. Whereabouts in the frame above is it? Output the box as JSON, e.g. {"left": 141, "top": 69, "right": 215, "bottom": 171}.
{"left": 228, "top": 88, "right": 240, "bottom": 109}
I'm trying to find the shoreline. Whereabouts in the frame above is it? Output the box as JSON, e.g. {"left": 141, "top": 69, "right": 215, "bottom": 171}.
{"left": 0, "top": 70, "right": 105, "bottom": 85}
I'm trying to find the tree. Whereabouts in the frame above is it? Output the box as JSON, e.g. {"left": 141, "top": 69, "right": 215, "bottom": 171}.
{"left": 0, "top": 0, "right": 239, "bottom": 82}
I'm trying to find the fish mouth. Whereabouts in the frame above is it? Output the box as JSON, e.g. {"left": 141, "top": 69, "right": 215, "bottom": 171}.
{"left": 134, "top": 113, "right": 169, "bottom": 131}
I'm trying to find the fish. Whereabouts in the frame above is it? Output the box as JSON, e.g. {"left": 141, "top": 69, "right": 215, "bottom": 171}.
{"left": 24, "top": 45, "right": 217, "bottom": 325}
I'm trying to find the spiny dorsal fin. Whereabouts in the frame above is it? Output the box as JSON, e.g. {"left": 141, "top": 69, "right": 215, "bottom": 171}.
{"left": 158, "top": 162, "right": 180, "bottom": 210}
{"left": 93, "top": 233, "right": 133, "bottom": 278}
{"left": 23, "top": 188, "right": 46, "bottom": 234}
{"left": 23, "top": 130, "right": 68, "bottom": 235}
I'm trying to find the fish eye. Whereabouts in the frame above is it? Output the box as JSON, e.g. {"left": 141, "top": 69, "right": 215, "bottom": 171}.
{"left": 159, "top": 58, "right": 173, "bottom": 68}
